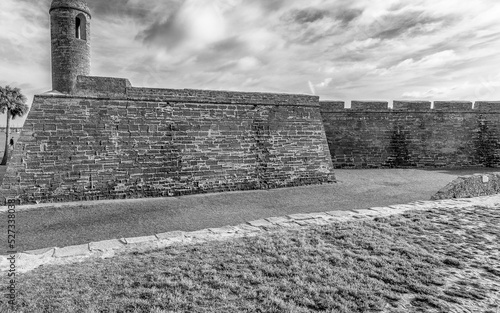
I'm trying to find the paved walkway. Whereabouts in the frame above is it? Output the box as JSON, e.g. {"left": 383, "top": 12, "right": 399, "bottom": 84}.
{"left": 1, "top": 168, "right": 499, "bottom": 253}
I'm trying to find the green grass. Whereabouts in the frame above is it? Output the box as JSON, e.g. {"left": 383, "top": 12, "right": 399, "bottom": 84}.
{"left": 1, "top": 206, "right": 499, "bottom": 313}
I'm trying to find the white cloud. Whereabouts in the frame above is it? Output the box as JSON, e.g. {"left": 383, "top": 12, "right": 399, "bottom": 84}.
{"left": 237, "top": 56, "right": 261, "bottom": 71}
{"left": 176, "top": 1, "right": 227, "bottom": 49}
{"left": 394, "top": 50, "right": 460, "bottom": 70}
{"left": 402, "top": 86, "right": 458, "bottom": 99}
{"left": 3, "top": 0, "right": 500, "bottom": 127}
{"left": 316, "top": 78, "right": 333, "bottom": 88}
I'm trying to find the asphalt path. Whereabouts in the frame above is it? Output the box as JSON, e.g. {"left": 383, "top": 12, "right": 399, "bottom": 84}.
{"left": 1, "top": 168, "right": 499, "bottom": 253}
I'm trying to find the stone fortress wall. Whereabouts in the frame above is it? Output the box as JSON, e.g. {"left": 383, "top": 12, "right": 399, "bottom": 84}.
{"left": 3, "top": 0, "right": 500, "bottom": 205}
{"left": 321, "top": 100, "right": 500, "bottom": 169}
{"left": 0, "top": 77, "right": 335, "bottom": 204}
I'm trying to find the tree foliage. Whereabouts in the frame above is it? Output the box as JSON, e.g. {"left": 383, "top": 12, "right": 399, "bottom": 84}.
{"left": 0, "top": 85, "right": 30, "bottom": 165}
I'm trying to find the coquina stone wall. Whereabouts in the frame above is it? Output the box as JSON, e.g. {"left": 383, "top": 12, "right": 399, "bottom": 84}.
{"left": 321, "top": 100, "right": 500, "bottom": 168}
{"left": 50, "top": 0, "right": 91, "bottom": 94}
{"left": 0, "top": 77, "right": 334, "bottom": 204}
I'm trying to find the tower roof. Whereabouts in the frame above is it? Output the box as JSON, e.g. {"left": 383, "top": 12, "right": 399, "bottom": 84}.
{"left": 50, "top": 0, "right": 91, "bottom": 17}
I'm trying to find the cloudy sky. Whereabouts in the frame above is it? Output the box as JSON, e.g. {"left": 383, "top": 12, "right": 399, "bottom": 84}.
{"left": 1, "top": 0, "right": 500, "bottom": 126}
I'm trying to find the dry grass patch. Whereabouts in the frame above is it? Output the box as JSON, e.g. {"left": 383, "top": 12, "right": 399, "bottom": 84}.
{"left": 1, "top": 206, "right": 499, "bottom": 313}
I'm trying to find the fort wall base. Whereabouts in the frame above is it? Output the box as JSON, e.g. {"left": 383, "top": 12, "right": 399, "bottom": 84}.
{"left": 0, "top": 77, "right": 335, "bottom": 204}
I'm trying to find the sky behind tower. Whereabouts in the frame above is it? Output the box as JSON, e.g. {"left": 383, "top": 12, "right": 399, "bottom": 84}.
{"left": 1, "top": 0, "right": 500, "bottom": 126}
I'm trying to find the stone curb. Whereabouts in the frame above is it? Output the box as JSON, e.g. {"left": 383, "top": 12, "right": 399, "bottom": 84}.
{"left": 89, "top": 239, "right": 125, "bottom": 252}
{"left": 53, "top": 244, "right": 91, "bottom": 258}
{"left": 2, "top": 194, "right": 499, "bottom": 274}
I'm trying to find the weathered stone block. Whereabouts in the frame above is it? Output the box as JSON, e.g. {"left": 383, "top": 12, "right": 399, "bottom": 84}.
{"left": 89, "top": 239, "right": 125, "bottom": 251}
{"left": 351, "top": 209, "right": 380, "bottom": 217}
{"left": 54, "top": 244, "right": 90, "bottom": 258}
{"left": 24, "top": 247, "right": 56, "bottom": 256}
{"left": 351, "top": 101, "right": 389, "bottom": 110}
{"left": 123, "top": 236, "right": 158, "bottom": 245}
{"left": 247, "top": 219, "right": 275, "bottom": 228}
{"left": 265, "top": 216, "right": 291, "bottom": 224}
{"left": 393, "top": 101, "right": 431, "bottom": 111}
{"left": 156, "top": 231, "right": 186, "bottom": 240}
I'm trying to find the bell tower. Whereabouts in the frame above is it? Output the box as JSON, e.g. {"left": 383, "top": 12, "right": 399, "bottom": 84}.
{"left": 50, "top": 0, "right": 91, "bottom": 94}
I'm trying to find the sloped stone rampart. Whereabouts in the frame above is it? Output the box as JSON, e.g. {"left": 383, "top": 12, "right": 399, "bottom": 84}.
{"left": 0, "top": 80, "right": 334, "bottom": 204}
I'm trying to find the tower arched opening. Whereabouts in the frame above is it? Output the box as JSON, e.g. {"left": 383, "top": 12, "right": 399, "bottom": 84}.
{"left": 75, "top": 14, "right": 87, "bottom": 40}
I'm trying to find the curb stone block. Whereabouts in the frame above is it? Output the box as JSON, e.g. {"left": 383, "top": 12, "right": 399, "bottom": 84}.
{"left": 301, "top": 218, "right": 331, "bottom": 226}
{"left": 124, "top": 236, "right": 158, "bottom": 245}
{"left": 248, "top": 219, "right": 275, "bottom": 228}
{"left": 275, "top": 221, "right": 302, "bottom": 228}
{"left": 24, "top": 247, "right": 56, "bottom": 256}
{"left": 185, "top": 229, "right": 215, "bottom": 243}
{"left": 89, "top": 239, "right": 125, "bottom": 252}
{"left": 208, "top": 228, "right": 239, "bottom": 240}
{"left": 406, "top": 202, "right": 437, "bottom": 210}
{"left": 156, "top": 232, "right": 186, "bottom": 249}
{"left": 211, "top": 233, "right": 237, "bottom": 241}
{"left": 156, "top": 231, "right": 186, "bottom": 241}
{"left": 95, "top": 249, "right": 117, "bottom": 259}
{"left": 352, "top": 209, "right": 380, "bottom": 216}
{"left": 266, "top": 216, "right": 291, "bottom": 224}
{"left": 368, "top": 207, "right": 398, "bottom": 215}
{"left": 326, "top": 211, "right": 358, "bottom": 219}
{"left": 389, "top": 204, "right": 417, "bottom": 211}
{"left": 209, "top": 226, "right": 238, "bottom": 234}
{"left": 294, "top": 220, "right": 311, "bottom": 226}
{"left": 369, "top": 206, "right": 396, "bottom": 211}
{"left": 234, "top": 224, "right": 262, "bottom": 233}
{"left": 288, "top": 213, "right": 323, "bottom": 220}
{"left": 54, "top": 244, "right": 91, "bottom": 258}
{"left": 315, "top": 213, "right": 334, "bottom": 220}
{"left": 187, "top": 229, "right": 214, "bottom": 237}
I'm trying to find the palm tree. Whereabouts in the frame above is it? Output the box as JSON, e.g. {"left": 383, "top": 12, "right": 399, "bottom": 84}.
{"left": 0, "top": 86, "right": 29, "bottom": 165}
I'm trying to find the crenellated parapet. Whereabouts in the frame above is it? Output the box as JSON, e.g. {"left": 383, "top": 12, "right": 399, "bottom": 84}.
{"left": 320, "top": 100, "right": 500, "bottom": 112}
{"left": 475, "top": 101, "right": 500, "bottom": 111}
{"left": 392, "top": 101, "right": 432, "bottom": 111}
{"left": 320, "top": 99, "right": 500, "bottom": 169}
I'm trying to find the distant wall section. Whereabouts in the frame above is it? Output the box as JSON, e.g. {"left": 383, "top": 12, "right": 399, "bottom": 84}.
{"left": 321, "top": 100, "right": 500, "bottom": 168}
{"left": 0, "top": 77, "right": 334, "bottom": 204}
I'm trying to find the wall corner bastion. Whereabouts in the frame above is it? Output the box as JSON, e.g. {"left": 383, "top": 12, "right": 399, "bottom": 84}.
{"left": 0, "top": 76, "right": 334, "bottom": 205}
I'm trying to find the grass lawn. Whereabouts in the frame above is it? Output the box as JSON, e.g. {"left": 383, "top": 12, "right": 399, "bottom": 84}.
{"left": 1, "top": 206, "right": 499, "bottom": 313}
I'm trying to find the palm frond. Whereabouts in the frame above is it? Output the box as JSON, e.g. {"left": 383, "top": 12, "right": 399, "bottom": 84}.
{"left": 0, "top": 85, "right": 29, "bottom": 118}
